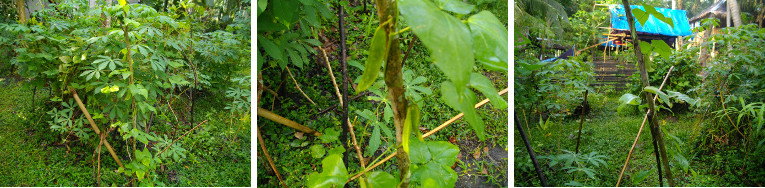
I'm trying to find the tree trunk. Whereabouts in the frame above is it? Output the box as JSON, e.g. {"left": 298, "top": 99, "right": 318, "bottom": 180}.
{"left": 16, "top": 0, "right": 26, "bottom": 25}
{"left": 675, "top": 0, "right": 683, "bottom": 49}
{"left": 728, "top": 0, "right": 743, "bottom": 27}
{"left": 620, "top": 1, "right": 675, "bottom": 186}
{"left": 376, "top": 0, "right": 409, "bottom": 187}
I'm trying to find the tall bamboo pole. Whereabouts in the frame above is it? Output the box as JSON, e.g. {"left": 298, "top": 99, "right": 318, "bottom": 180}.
{"left": 620, "top": 1, "right": 675, "bottom": 186}
{"left": 338, "top": 4, "right": 351, "bottom": 175}
{"left": 516, "top": 113, "right": 548, "bottom": 186}
{"left": 70, "top": 89, "right": 124, "bottom": 168}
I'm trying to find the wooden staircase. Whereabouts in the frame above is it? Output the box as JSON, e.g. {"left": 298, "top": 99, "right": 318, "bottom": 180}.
{"left": 591, "top": 56, "right": 636, "bottom": 91}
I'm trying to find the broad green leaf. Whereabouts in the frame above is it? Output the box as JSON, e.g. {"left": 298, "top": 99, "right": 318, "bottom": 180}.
{"left": 400, "top": 0, "right": 474, "bottom": 94}
{"left": 434, "top": 0, "right": 474, "bottom": 15}
{"left": 357, "top": 26, "right": 388, "bottom": 93}
{"left": 59, "top": 56, "right": 71, "bottom": 64}
{"left": 518, "top": 61, "right": 546, "bottom": 71}
{"left": 632, "top": 8, "right": 649, "bottom": 27}
{"left": 365, "top": 125, "right": 381, "bottom": 157}
{"left": 644, "top": 86, "right": 670, "bottom": 107}
{"left": 272, "top": 0, "right": 300, "bottom": 27}
{"left": 666, "top": 90, "right": 695, "bottom": 105}
{"left": 318, "top": 127, "right": 340, "bottom": 143}
{"left": 306, "top": 154, "right": 349, "bottom": 188}
{"left": 618, "top": 93, "right": 641, "bottom": 113}
{"left": 409, "top": 138, "right": 459, "bottom": 188}
{"left": 365, "top": 171, "right": 399, "bottom": 188}
{"left": 328, "top": 146, "right": 346, "bottom": 156}
{"left": 441, "top": 81, "right": 485, "bottom": 140}
{"left": 468, "top": 11, "right": 507, "bottom": 72}
{"left": 310, "top": 144, "right": 326, "bottom": 159}
{"left": 469, "top": 73, "right": 507, "bottom": 109}
{"left": 651, "top": 40, "right": 673, "bottom": 59}
{"left": 136, "top": 170, "right": 145, "bottom": 181}
{"left": 638, "top": 41, "right": 652, "bottom": 56}
{"left": 631, "top": 170, "right": 653, "bottom": 185}
{"left": 258, "top": 36, "right": 284, "bottom": 63}
{"left": 258, "top": 0, "right": 268, "bottom": 18}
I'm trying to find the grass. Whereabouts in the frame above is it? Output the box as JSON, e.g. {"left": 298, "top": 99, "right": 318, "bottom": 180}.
{"left": 514, "top": 91, "right": 765, "bottom": 186}
{"left": 0, "top": 80, "right": 250, "bottom": 186}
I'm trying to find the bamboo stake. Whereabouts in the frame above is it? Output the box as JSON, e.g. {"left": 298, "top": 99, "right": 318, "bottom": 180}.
{"left": 319, "top": 46, "right": 343, "bottom": 106}
{"left": 257, "top": 126, "right": 289, "bottom": 188}
{"left": 257, "top": 107, "right": 322, "bottom": 136}
{"left": 70, "top": 88, "right": 124, "bottom": 168}
{"left": 157, "top": 120, "right": 208, "bottom": 157}
{"left": 614, "top": 67, "right": 675, "bottom": 187}
{"left": 516, "top": 113, "right": 548, "bottom": 186}
{"left": 620, "top": 1, "right": 675, "bottom": 186}
{"left": 574, "top": 90, "right": 589, "bottom": 154}
{"left": 286, "top": 67, "right": 317, "bottom": 105}
{"left": 348, "top": 88, "right": 508, "bottom": 182}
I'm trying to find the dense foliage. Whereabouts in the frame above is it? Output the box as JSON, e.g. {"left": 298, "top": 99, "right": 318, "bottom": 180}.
{"left": 0, "top": 0, "right": 250, "bottom": 186}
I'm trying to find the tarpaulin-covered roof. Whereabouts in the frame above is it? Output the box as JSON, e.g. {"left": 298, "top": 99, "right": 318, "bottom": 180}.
{"left": 610, "top": 5, "right": 692, "bottom": 36}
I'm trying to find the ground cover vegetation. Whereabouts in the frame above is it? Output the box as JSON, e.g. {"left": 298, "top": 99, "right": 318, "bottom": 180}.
{"left": 256, "top": 0, "right": 509, "bottom": 187}
{"left": 0, "top": 0, "right": 251, "bottom": 186}
{"left": 515, "top": 0, "right": 765, "bottom": 186}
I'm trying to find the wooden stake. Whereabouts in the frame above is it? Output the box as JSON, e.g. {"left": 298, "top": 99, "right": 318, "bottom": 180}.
{"left": 286, "top": 67, "right": 317, "bottom": 106}
{"left": 257, "top": 126, "right": 289, "bottom": 188}
{"left": 574, "top": 90, "right": 588, "bottom": 154}
{"left": 516, "top": 113, "right": 548, "bottom": 186}
{"left": 319, "top": 46, "right": 343, "bottom": 106}
{"left": 257, "top": 107, "right": 322, "bottom": 137}
{"left": 70, "top": 88, "right": 124, "bottom": 168}
{"left": 618, "top": 2, "right": 675, "bottom": 185}
{"left": 616, "top": 66, "right": 674, "bottom": 186}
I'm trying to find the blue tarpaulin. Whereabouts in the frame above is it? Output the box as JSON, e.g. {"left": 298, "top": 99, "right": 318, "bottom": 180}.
{"left": 610, "top": 5, "right": 692, "bottom": 36}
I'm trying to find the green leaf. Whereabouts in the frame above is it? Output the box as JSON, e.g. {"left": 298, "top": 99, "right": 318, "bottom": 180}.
{"left": 364, "top": 124, "right": 381, "bottom": 156}
{"left": 400, "top": 0, "right": 474, "bottom": 94}
{"left": 618, "top": 93, "right": 641, "bottom": 113}
{"left": 650, "top": 40, "right": 673, "bottom": 59}
{"left": 631, "top": 170, "right": 653, "bottom": 185}
{"left": 365, "top": 171, "right": 398, "bottom": 188}
{"left": 357, "top": 25, "right": 388, "bottom": 93}
{"left": 433, "top": 0, "right": 474, "bottom": 15}
{"left": 258, "top": 36, "right": 284, "bottom": 63}
{"left": 638, "top": 41, "right": 653, "bottom": 56}
{"left": 310, "top": 144, "right": 326, "bottom": 159}
{"left": 468, "top": 11, "right": 508, "bottom": 72}
{"left": 518, "top": 61, "right": 546, "bottom": 71}
{"left": 632, "top": 8, "right": 649, "bottom": 27}
{"left": 409, "top": 138, "right": 459, "bottom": 188}
{"left": 135, "top": 170, "right": 145, "bottom": 181}
{"left": 402, "top": 102, "right": 421, "bottom": 154}
{"left": 469, "top": 73, "right": 507, "bottom": 109}
{"left": 441, "top": 81, "right": 484, "bottom": 140}
{"left": 319, "top": 127, "right": 340, "bottom": 143}
{"left": 272, "top": 0, "right": 300, "bottom": 27}
{"left": 306, "top": 154, "right": 349, "bottom": 188}
{"left": 644, "top": 86, "right": 670, "bottom": 107}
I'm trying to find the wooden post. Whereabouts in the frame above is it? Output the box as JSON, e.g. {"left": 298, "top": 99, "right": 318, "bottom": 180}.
{"left": 516, "top": 113, "right": 548, "bottom": 186}
{"left": 619, "top": 1, "right": 675, "bottom": 186}
{"left": 70, "top": 89, "right": 124, "bottom": 168}
{"left": 574, "top": 90, "right": 588, "bottom": 154}
{"left": 257, "top": 107, "right": 322, "bottom": 137}
{"left": 339, "top": 3, "right": 351, "bottom": 175}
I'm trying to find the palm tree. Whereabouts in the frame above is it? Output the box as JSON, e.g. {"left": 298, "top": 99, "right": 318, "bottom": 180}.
{"left": 727, "top": 0, "right": 743, "bottom": 27}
